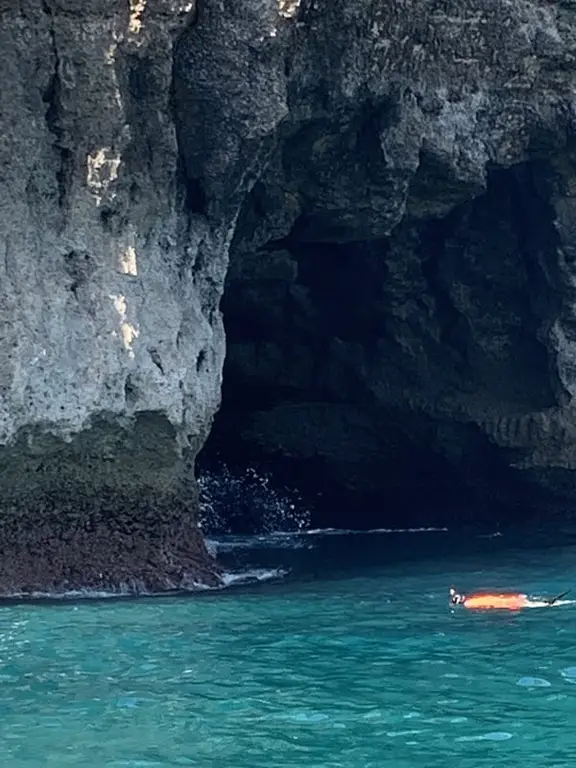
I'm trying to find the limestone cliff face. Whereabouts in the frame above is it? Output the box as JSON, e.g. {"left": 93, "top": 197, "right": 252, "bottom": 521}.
{"left": 198, "top": 0, "right": 576, "bottom": 527}
{"left": 0, "top": 0, "right": 232, "bottom": 593}
{"left": 5, "top": 0, "right": 576, "bottom": 591}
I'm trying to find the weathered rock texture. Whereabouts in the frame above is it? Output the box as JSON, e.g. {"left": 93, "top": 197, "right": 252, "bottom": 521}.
{"left": 0, "top": 0, "right": 233, "bottom": 593}
{"left": 6, "top": 0, "right": 576, "bottom": 588}
{"left": 198, "top": 0, "right": 576, "bottom": 528}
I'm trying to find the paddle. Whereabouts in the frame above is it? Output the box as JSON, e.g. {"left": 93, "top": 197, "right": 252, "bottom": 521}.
{"left": 546, "top": 590, "right": 570, "bottom": 606}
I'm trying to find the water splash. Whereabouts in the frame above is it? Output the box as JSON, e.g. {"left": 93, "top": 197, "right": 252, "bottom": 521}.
{"left": 198, "top": 464, "right": 311, "bottom": 535}
{"left": 220, "top": 568, "right": 289, "bottom": 587}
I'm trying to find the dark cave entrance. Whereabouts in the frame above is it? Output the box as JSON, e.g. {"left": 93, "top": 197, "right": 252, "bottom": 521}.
{"left": 198, "top": 162, "right": 563, "bottom": 533}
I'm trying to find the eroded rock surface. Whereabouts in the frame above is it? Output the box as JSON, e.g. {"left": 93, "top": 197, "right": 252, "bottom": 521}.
{"left": 6, "top": 0, "right": 576, "bottom": 589}
{"left": 0, "top": 0, "right": 231, "bottom": 593}
{"left": 199, "top": 0, "right": 576, "bottom": 527}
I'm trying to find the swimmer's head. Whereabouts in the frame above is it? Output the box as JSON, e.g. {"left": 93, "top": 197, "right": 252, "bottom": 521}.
{"left": 450, "top": 587, "right": 465, "bottom": 605}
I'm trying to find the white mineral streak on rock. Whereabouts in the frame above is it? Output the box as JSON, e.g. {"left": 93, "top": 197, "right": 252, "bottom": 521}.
{"left": 129, "top": 0, "right": 147, "bottom": 34}
{"left": 278, "top": 0, "right": 301, "bottom": 20}
{"left": 86, "top": 147, "right": 122, "bottom": 206}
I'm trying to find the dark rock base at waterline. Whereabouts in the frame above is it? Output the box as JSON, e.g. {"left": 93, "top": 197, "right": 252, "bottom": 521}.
{"left": 0, "top": 507, "right": 220, "bottom": 596}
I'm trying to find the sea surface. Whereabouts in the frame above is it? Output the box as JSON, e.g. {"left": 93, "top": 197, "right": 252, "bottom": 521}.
{"left": 2, "top": 524, "right": 576, "bottom": 766}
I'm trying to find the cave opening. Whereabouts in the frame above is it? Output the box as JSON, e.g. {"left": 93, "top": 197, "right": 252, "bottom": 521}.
{"left": 198, "top": 161, "right": 563, "bottom": 533}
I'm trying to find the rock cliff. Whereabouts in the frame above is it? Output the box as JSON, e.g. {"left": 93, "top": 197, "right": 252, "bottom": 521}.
{"left": 0, "top": 0, "right": 228, "bottom": 593}
{"left": 4, "top": 0, "right": 576, "bottom": 592}
{"left": 199, "top": 0, "right": 576, "bottom": 528}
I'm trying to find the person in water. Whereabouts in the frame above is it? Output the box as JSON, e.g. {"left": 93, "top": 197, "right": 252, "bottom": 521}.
{"left": 449, "top": 587, "right": 572, "bottom": 610}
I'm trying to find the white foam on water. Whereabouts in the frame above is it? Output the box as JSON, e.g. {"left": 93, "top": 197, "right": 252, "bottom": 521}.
{"left": 206, "top": 534, "right": 312, "bottom": 554}
{"left": 517, "top": 676, "right": 551, "bottom": 688}
{"left": 560, "top": 666, "right": 576, "bottom": 681}
{"left": 456, "top": 732, "right": 513, "bottom": 742}
{"left": 2, "top": 567, "right": 289, "bottom": 602}
{"left": 185, "top": 581, "right": 216, "bottom": 592}
{"left": 5, "top": 576, "right": 168, "bottom": 600}
{"left": 204, "top": 538, "right": 219, "bottom": 557}
{"left": 301, "top": 526, "right": 449, "bottom": 535}
{"left": 284, "top": 711, "right": 330, "bottom": 723}
{"left": 205, "top": 525, "right": 451, "bottom": 556}
{"left": 219, "top": 567, "right": 289, "bottom": 587}
{"left": 5, "top": 587, "right": 142, "bottom": 601}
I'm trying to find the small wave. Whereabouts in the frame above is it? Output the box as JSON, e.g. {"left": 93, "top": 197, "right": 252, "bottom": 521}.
{"left": 206, "top": 526, "right": 450, "bottom": 555}
{"left": 0, "top": 568, "right": 289, "bottom": 602}
{"left": 6, "top": 589, "right": 132, "bottom": 601}
{"left": 1, "top": 585, "right": 155, "bottom": 602}
{"left": 3, "top": 576, "right": 171, "bottom": 601}
{"left": 299, "top": 526, "right": 449, "bottom": 536}
{"left": 517, "top": 677, "right": 552, "bottom": 688}
{"left": 456, "top": 732, "right": 513, "bottom": 742}
{"left": 220, "top": 568, "right": 289, "bottom": 587}
{"left": 206, "top": 534, "right": 313, "bottom": 554}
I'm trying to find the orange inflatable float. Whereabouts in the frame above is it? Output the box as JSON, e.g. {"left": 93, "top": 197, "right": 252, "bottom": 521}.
{"left": 449, "top": 587, "right": 571, "bottom": 611}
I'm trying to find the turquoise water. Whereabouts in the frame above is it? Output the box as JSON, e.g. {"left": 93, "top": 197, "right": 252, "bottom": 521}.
{"left": 2, "top": 528, "right": 576, "bottom": 766}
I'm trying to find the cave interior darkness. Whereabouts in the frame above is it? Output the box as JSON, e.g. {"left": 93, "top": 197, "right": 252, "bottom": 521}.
{"left": 197, "top": 158, "right": 564, "bottom": 533}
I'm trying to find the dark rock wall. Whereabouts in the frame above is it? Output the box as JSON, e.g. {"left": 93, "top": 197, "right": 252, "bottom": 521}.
{"left": 199, "top": 0, "right": 576, "bottom": 527}
{"left": 5, "top": 0, "right": 576, "bottom": 590}
{"left": 204, "top": 164, "right": 565, "bottom": 526}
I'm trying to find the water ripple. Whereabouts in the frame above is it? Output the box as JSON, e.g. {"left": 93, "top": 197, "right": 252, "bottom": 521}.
{"left": 0, "top": 533, "right": 573, "bottom": 766}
